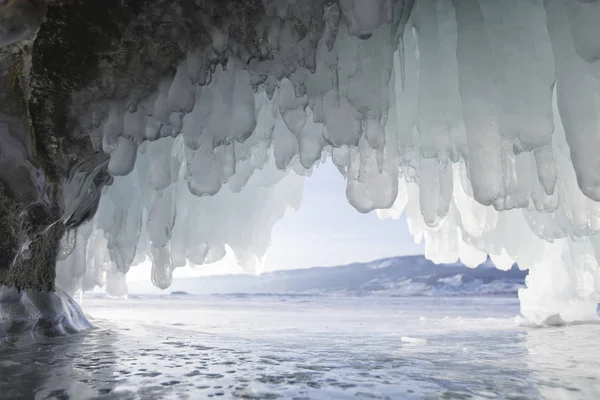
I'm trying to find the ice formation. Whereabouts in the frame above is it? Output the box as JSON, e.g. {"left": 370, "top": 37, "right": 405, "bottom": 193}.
{"left": 0, "top": 286, "right": 92, "bottom": 345}
{"left": 51, "top": 0, "right": 600, "bottom": 325}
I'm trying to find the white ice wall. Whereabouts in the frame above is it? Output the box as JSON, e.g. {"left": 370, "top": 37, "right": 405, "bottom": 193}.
{"left": 57, "top": 0, "right": 600, "bottom": 324}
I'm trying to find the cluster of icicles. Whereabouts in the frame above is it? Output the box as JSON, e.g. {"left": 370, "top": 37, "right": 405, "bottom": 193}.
{"left": 56, "top": 0, "right": 600, "bottom": 324}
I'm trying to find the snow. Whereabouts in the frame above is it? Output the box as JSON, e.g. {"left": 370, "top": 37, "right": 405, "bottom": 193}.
{"left": 400, "top": 336, "right": 427, "bottom": 344}
{"left": 54, "top": 0, "right": 600, "bottom": 325}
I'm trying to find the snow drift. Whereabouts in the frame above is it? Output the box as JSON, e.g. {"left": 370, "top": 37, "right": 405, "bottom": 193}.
{"left": 52, "top": 0, "right": 600, "bottom": 325}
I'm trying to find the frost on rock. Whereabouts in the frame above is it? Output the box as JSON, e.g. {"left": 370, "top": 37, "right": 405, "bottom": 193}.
{"left": 52, "top": 0, "right": 600, "bottom": 325}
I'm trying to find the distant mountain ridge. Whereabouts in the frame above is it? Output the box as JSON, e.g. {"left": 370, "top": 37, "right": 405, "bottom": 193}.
{"left": 128, "top": 255, "right": 527, "bottom": 297}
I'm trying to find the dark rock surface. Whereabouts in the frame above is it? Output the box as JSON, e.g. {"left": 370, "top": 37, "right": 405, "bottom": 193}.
{"left": 0, "top": 0, "right": 314, "bottom": 291}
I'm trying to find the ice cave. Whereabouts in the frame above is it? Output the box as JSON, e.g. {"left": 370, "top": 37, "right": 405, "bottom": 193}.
{"left": 1, "top": 0, "right": 600, "bottom": 340}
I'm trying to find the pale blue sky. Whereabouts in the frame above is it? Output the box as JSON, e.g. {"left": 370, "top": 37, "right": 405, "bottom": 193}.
{"left": 264, "top": 160, "right": 423, "bottom": 272}
{"left": 128, "top": 160, "right": 423, "bottom": 282}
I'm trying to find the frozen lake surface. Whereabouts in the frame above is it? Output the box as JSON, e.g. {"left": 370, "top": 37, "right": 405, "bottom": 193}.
{"left": 1, "top": 295, "right": 599, "bottom": 399}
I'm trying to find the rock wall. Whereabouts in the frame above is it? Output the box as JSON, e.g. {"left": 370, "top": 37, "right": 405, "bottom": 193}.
{"left": 0, "top": 0, "right": 274, "bottom": 291}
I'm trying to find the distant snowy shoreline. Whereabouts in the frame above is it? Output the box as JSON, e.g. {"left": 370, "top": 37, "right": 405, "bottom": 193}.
{"left": 123, "top": 255, "right": 526, "bottom": 297}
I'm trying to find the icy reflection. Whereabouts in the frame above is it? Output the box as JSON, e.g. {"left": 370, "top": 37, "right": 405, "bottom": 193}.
{"left": 525, "top": 323, "right": 600, "bottom": 398}
{"left": 1, "top": 296, "right": 599, "bottom": 399}
{"left": 0, "top": 328, "right": 120, "bottom": 399}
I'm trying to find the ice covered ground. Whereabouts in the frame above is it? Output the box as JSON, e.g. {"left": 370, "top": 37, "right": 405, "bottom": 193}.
{"left": 1, "top": 295, "right": 599, "bottom": 399}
